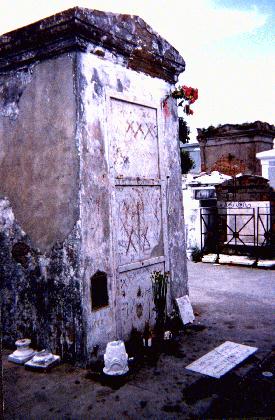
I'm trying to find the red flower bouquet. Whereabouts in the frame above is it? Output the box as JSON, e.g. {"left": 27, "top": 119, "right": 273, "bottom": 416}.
{"left": 163, "top": 85, "right": 198, "bottom": 115}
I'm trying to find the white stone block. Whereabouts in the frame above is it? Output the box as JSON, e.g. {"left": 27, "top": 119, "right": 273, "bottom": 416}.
{"left": 186, "top": 341, "right": 257, "bottom": 378}
{"left": 25, "top": 350, "right": 60, "bottom": 370}
{"left": 202, "top": 254, "right": 218, "bottom": 263}
{"left": 8, "top": 338, "right": 36, "bottom": 364}
{"left": 176, "top": 295, "right": 195, "bottom": 325}
{"left": 218, "top": 254, "right": 255, "bottom": 266}
{"left": 257, "top": 260, "right": 275, "bottom": 268}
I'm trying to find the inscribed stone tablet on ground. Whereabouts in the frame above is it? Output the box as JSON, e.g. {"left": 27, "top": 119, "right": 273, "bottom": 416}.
{"left": 186, "top": 341, "right": 258, "bottom": 378}
{"left": 176, "top": 295, "right": 195, "bottom": 324}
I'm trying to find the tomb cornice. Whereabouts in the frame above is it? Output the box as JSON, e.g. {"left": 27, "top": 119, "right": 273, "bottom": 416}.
{"left": 0, "top": 7, "right": 185, "bottom": 82}
{"left": 197, "top": 121, "right": 275, "bottom": 143}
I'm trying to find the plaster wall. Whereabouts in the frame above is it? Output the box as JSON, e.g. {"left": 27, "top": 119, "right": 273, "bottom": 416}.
{"left": 265, "top": 164, "right": 275, "bottom": 189}
{"left": 0, "top": 55, "right": 85, "bottom": 362}
{"left": 182, "top": 186, "right": 201, "bottom": 257}
{"left": 0, "top": 55, "right": 79, "bottom": 252}
{"left": 77, "top": 52, "right": 187, "bottom": 356}
{"left": 257, "top": 149, "right": 275, "bottom": 189}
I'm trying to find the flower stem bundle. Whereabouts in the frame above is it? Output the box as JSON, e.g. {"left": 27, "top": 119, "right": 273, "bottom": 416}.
{"left": 151, "top": 271, "right": 169, "bottom": 336}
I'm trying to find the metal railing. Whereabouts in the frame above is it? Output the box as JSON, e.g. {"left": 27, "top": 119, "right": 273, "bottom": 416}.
{"left": 200, "top": 206, "right": 275, "bottom": 259}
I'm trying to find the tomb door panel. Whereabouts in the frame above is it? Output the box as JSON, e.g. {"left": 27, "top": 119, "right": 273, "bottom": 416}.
{"left": 108, "top": 94, "right": 169, "bottom": 338}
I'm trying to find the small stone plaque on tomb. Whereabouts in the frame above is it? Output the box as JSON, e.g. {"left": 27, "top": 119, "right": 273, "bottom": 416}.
{"left": 195, "top": 188, "right": 215, "bottom": 200}
{"left": 186, "top": 341, "right": 257, "bottom": 378}
{"left": 176, "top": 295, "right": 195, "bottom": 325}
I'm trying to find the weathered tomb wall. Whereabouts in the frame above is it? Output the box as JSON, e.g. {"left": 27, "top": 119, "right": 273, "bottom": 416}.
{"left": 0, "top": 55, "right": 85, "bottom": 362}
{"left": 0, "top": 197, "right": 84, "bottom": 362}
{"left": 0, "top": 6, "right": 187, "bottom": 363}
{"left": 0, "top": 54, "right": 79, "bottom": 252}
{"left": 77, "top": 52, "right": 188, "bottom": 356}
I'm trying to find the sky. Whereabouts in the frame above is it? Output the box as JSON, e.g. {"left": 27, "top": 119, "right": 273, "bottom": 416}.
{"left": 0, "top": 0, "right": 274, "bottom": 141}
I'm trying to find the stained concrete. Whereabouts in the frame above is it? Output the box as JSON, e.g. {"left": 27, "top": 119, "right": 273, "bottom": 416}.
{"left": 0, "top": 55, "right": 79, "bottom": 252}
{"left": 0, "top": 198, "right": 84, "bottom": 363}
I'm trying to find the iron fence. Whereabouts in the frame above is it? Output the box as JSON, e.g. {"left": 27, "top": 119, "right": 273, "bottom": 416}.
{"left": 200, "top": 206, "right": 275, "bottom": 259}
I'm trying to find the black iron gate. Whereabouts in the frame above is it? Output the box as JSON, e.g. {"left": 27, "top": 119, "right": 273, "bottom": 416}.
{"left": 200, "top": 206, "right": 275, "bottom": 259}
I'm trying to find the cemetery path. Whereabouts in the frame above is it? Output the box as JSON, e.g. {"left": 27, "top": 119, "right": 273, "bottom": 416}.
{"left": 2, "top": 262, "right": 274, "bottom": 419}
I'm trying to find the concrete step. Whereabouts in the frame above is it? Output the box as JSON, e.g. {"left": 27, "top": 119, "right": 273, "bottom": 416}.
{"left": 217, "top": 254, "right": 256, "bottom": 266}
{"left": 201, "top": 254, "right": 275, "bottom": 268}
{"left": 257, "top": 260, "right": 275, "bottom": 269}
{"left": 202, "top": 254, "right": 218, "bottom": 263}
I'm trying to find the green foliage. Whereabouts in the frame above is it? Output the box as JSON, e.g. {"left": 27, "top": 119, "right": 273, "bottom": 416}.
{"left": 191, "top": 247, "right": 203, "bottom": 262}
{"left": 180, "top": 149, "right": 195, "bottom": 174}
{"left": 179, "top": 117, "right": 190, "bottom": 143}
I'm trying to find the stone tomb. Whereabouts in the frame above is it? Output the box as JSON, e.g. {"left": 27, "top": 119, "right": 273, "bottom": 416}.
{"left": 0, "top": 8, "right": 187, "bottom": 364}
{"left": 197, "top": 121, "right": 275, "bottom": 176}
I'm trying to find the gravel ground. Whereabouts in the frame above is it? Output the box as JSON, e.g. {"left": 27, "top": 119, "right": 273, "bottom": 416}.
{"left": 2, "top": 261, "right": 274, "bottom": 419}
